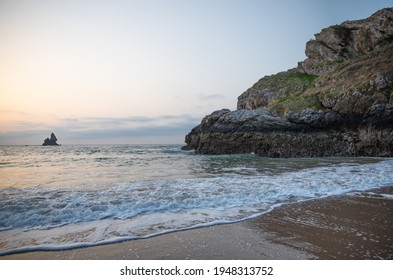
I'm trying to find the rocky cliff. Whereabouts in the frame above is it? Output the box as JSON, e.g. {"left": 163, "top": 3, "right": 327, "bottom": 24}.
{"left": 183, "top": 8, "right": 393, "bottom": 157}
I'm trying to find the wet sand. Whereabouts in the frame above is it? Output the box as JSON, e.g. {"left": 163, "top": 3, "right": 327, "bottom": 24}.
{"left": 1, "top": 186, "right": 392, "bottom": 260}
{"left": 247, "top": 186, "right": 393, "bottom": 259}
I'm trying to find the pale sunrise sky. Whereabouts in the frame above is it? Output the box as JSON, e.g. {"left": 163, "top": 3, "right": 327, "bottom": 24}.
{"left": 1, "top": 0, "right": 392, "bottom": 144}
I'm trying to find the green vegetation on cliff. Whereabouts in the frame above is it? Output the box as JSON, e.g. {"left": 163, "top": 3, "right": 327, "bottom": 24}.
{"left": 248, "top": 42, "right": 393, "bottom": 116}
{"left": 252, "top": 71, "right": 318, "bottom": 96}
{"left": 270, "top": 93, "right": 323, "bottom": 115}
{"left": 237, "top": 8, "right": 393, "bottom": 117}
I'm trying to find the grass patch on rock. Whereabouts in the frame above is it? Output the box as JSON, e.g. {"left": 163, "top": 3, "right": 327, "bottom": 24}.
{"left": 270, "top": 93, "right": 323, "bottom": 115}
{"left": 251, "top": 71, "right": 318, "bottom": 97}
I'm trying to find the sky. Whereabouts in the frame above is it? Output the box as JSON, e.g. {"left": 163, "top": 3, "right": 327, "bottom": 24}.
{"left": 1, "top": 0, "right": 392, "bottom": 145}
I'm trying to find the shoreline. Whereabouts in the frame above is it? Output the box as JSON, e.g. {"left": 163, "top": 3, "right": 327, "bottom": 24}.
{"left": 1, "top": 186, "right": 392, "bottom": 260}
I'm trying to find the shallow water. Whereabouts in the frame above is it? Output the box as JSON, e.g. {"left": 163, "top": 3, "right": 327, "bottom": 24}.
{"left": 0, "top": 144, "right": 392, "bottom": 255}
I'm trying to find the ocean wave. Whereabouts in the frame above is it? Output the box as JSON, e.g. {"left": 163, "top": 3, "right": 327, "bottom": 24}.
{"left": 1, "top": 158, "right": 393, "bottom": 255}
{"left": 1, "top": 159, "right": 393, "bottom": 231}
{"left": 1, "top": 145, "right": 393, "bottom": 255}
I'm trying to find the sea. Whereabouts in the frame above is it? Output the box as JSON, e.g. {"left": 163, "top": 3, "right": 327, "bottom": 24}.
{"left": 1, "top": 144, "right": 393, "bottom": 256}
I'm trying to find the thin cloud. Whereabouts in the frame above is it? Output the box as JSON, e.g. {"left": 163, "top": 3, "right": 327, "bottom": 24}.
{"left": 198, "top": 93, "right": 226, "bottom": 100}
{"left": 57, "top": 115, "right": 199, "bottom": 131}
{"left": 0, "top": 114, "right": 201, "bottom": 145}
{"left": 0, "top": 110, "right": 32, "bottom": 116}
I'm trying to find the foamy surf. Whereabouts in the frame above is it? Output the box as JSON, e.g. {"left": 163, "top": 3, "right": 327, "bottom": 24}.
{"left": 1, "top": 145, "right": 393, "bottom": 255}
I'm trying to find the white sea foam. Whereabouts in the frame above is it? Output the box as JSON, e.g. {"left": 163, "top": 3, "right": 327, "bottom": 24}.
{"left": 0, "top": 145, "right": 392, "bottom": 255}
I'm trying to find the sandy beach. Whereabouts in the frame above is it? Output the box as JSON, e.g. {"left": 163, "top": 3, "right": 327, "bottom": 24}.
{"left": 1, "top": 186, "right": 392, "bottom": 260}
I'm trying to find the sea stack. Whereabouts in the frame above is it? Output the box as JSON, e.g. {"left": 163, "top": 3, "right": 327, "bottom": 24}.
{"left": 183, "top": 8, "right": 393, "bottom": 157}
{"left": 42, "top": 132, "right": 59, "bottom": 146}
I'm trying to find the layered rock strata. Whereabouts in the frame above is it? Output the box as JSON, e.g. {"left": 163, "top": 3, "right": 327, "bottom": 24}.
{"left": 183, "top": 8, "right": 393, "bottom": 157}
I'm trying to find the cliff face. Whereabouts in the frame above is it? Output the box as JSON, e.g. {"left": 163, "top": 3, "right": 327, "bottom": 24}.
{"left": 298, "top": 8, "right": 393, "bottom": 76}
{"left": 183, "top": 8, "right": 393, "bottom": 157}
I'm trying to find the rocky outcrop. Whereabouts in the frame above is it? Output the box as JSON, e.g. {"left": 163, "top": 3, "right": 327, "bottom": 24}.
{"left": 237, "top": 69, "right": 317, "bottom": 110}
{"left": 238, "top": 8, "right": 393, "bottom": 113}
{"left": 183, "top": 8, "right": 393, "bottom": 157}
{"left": 298, "top": 8, "right": 393, "bottom": 75}
{"left": 183, "top": 105, "right": 393, "bottom": 157}
{"left": 42, "top": 132, "right": 59, "bottom": 146}
{"left": 184, "top": 108, "right": 349, "bottom": 157}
